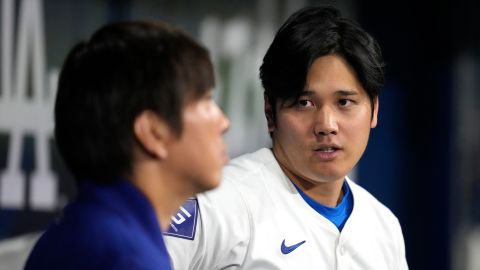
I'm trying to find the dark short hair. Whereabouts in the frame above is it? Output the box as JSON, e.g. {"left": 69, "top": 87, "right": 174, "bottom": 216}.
{"left": 54, "top": 21, "right": 214, "bottom": 184}
{"left": 260, "top": 6, "right": 384, "bottom": 112}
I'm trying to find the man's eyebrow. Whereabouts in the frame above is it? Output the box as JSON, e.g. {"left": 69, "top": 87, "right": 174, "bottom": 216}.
{"left": 335, "top": 89, "right": 359, "bottom": 96}
{"left": 299, "top": 90, "right": 315, "bottom": 96}
{"left": 300, "top": 89, "right": 359, "bottom": 96}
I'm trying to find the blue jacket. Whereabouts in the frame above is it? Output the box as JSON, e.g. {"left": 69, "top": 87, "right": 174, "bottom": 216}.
{"left": 25, "top": 180, "right": 172, "bottom": 269}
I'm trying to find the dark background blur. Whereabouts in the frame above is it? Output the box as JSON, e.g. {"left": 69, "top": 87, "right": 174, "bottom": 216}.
{"left": 0, "top": 0, "right": 479, "bottom": 269}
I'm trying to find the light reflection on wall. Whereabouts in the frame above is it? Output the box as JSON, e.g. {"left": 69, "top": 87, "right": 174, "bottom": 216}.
{"left": 451, "top": 51, "right": 480, "bottom": 270}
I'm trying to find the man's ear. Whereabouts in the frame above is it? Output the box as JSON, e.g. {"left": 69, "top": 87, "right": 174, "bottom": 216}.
{"left": 133, "top": 111, "right": 172, "bottom": 159}
{"left": 264, "top": 94, "right": 275, "bottom": 132}
{"left": 371, "top": 96, "right": 379, "bottom": 128}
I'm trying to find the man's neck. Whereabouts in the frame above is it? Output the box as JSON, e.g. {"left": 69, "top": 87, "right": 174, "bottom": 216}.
{"left": 277, "top": 161, "right": 345, "bottom": 207}
{"left": 129, "top": 162, "right": 193, "bottom": 231}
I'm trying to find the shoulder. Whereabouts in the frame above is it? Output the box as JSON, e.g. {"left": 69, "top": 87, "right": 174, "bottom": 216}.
{"left": 198, "top": 148, "right": 283, "bottom": 218}
{"left": 195, "top": 149, "right": 276, "bottom": 224}
{"left": 196, "top": 148, "right": 284, "bottom": 246}
{"left": 223, "top": 148, "right": 276, "bottom": 181}
{"left": 347, "top": 178, "right": 402, "bottom": 229}
{"left": 201, "top": 148, "right": 276, "bottom": 199}
{"left": 164, "top": 148, "right": 278, "bottom": 269}
{"left": 27, "top": 213, "right": 168, "bottom": 269}
{"left": 25, "top": 208, "right": 132, "bottom": 269}
{"left": 346, "top": 178, "right": 408, "bottom": 267}
{"left": 48, "top": 198, "right": 150, "bottom": 250}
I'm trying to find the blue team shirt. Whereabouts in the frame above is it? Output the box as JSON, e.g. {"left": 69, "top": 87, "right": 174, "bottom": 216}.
{"left": 25, "top": 179, "right": 172, "bottom": 270}
{"left": 293, "top": 180, "right": 354, "bottom": 231}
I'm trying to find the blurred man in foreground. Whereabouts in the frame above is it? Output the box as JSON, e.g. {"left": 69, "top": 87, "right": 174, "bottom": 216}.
{"left": 25, "top": 21, "right": 229, "bottom": 269}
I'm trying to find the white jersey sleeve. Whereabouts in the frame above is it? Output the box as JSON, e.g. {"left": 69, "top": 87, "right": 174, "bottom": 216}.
{"left": 165, "top": 177, "right": 251, "bottom": 270}
{"left": 393, "top": 215, "right": 409, "bottom": 270}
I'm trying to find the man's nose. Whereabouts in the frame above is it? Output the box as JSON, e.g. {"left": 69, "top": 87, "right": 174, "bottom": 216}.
{"left": 313, "top": 106, "right": 338, "bottom": 136}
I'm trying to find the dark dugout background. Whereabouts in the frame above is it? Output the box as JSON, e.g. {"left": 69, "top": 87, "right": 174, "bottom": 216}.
{"left": 0, "top": 0, "right": 479, "bottom": 269}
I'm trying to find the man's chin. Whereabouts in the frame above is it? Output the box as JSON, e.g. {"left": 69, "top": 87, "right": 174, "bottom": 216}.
{"left": 307, "top": 169, "right": 345, "bottom": 184}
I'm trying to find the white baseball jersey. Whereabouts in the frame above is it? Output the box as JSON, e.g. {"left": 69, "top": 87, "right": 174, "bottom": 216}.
{"left": 165, "top": 148, "right": 408, "bottom": 270}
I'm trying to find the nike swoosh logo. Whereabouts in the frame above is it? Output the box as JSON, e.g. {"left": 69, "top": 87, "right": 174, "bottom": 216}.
{"left": 281, "top": 239, "right": 306, "bottom": 254}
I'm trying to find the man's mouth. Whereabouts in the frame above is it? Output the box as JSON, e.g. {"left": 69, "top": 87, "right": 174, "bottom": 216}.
{"left": 313, "top": 145, "right": 341, "bottom": 160}
{"left": 316, "top": 147, "right": 337, "bottom": 153}
{"left": 314, "top": 144, "right": 341, "bottom": 152}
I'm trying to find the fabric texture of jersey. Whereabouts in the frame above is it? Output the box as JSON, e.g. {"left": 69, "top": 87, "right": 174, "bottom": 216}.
{"left": 165, "top": 148, "right": 409, "bottom": 270}
{"left": 25, "top": 179, "right": 172, "bottom": 270}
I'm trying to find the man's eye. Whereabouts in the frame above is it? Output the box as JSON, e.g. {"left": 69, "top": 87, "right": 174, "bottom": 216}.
{"left": 298, "top": 100, "right": 313, "bottom": 107}
{"left": 339, "top": 99, "right": 352, "bottom": 106}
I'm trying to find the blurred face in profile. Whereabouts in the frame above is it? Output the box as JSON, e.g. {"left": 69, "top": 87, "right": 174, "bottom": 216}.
{"left": 167, "top": 90, "right": 230, "bottom": 193}
{"left": 269, "top": 54, "right": 378, "bottom": 188}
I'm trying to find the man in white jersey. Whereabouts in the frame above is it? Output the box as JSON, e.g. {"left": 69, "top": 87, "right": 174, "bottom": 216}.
{"left": 165, "top": 6, "right": 409, "bottom": 269}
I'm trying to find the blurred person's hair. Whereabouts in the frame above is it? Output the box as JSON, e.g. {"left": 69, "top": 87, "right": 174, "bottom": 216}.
{"left": 54, "top": 21, "right": 215, "bottom": 184}
{"left": 260, "top": 6, "right": 385, "bottom": 120}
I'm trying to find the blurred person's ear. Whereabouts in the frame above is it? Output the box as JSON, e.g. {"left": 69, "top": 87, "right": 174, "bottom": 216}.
{"left": 371, "top": 96, "right": 379, "bottom": 129}
{"left": 133, "top": 111, "right": 172, "bottom": 159}
{"left": 264, "top": 94, "right": 275, "bottom": 132}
